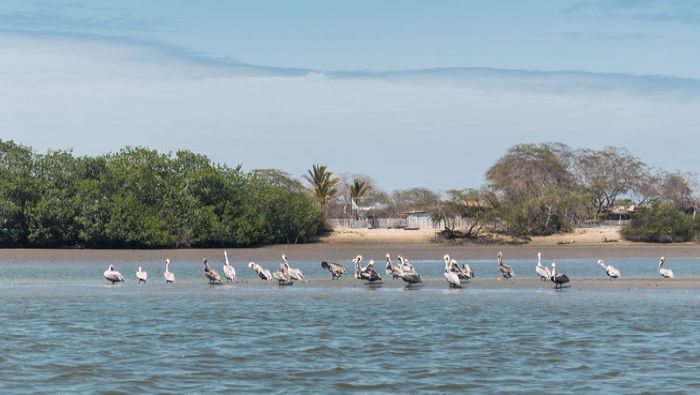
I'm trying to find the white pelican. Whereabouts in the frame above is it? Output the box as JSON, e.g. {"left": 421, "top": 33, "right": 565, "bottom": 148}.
{"left": 164, "top": 259, "right": 175, "bottom": 283}
{"left": 321, "top": 261, "right": 346, "bottom": 279}
{"left": 450, "top": 259, "right": 473, "bottom": 280}
{"left": 248, "top": 262, "right": 272, "bottom": 281}
{"left": 535, "top": 252, "right": 551, "bottom": 281}
{"left": 396, "top": 263, "right": 422, "bottom": 288}
{"left": 597, "top": 259, "right": 620, "bottom": 279}
{"left": 385, "top": 254, "right": 401, "bottom": 279}
{"left": 223, "top": 250, "right": 236, "bottom": 282}
{"left": 443, "top": 256, "right": 461, "bottom": 288}
{"left": 658, "top": 257, "right": 674, "bottom": 278}
{"left": 104, "top": 265, "right": 125, "bottom": 284}
{"left": 497, "top": 251, "right": 514, "bottom": 279}
{"left": 203, "top": 258, "right": 222, "bottom": 284}
{"left": 281, "top": 255, "right": 304, "bottom": 281}
{"left": 550, "top": 262, "right": 570, "bottom": 289}
{"left": 135, "top": 266, "right": 147, "bottom": 284}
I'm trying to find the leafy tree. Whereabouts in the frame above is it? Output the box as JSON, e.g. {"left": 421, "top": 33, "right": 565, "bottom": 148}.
{"left": 622, "top": 202, "right": 698, "bottom": 243}
{"left": 349, "top": 179, "right": 371, "bottom": 206}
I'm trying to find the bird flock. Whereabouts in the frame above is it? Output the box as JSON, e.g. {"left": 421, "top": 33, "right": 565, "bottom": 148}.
{"left": 102, "top": 252, "right": 677, "bottom": 289}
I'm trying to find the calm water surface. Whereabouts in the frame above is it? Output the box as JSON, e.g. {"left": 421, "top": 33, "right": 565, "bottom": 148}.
{"left": 1, "top": 258, "right": 700, "bottom": 394}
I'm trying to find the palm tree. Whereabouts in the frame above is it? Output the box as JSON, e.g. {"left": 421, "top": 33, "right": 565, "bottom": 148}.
{"left": 350, "top": 179, "right": 370, "bottom": 206}
{"left": 304, "top": 164, "right": 340, "bottom": 206}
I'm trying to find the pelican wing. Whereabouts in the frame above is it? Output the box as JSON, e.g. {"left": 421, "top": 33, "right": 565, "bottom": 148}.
{"left": 164, "top": 271, "right": 175, "bottom": 283}
{"left": 223, "top": 264, "right": 236, "bottom": 280}
{"left": 136, "top": 271, "right": 148, "bottom": 281}
{"left": 444, "top": 271, "right": 461, "bottom": 287}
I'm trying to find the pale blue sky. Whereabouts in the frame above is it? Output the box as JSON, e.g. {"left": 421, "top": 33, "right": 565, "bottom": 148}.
{"left": 1, "top": 1, "right": 699, "bottom": 191}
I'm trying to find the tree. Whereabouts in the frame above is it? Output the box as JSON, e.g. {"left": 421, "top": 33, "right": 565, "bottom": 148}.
{"left": 349, "top": 179, "right": 370, "bottom": 205}
{"left": 622, "top": 201, "right": 698, "bottom": 243}
{"left": 303, "top": 164, "right": 340, "bottom": 207}
{"left": 431, "top": 188, "right": 496, "bottom": 239}
{"left": 574, "top": 147, "right": 647, "bottom": 215}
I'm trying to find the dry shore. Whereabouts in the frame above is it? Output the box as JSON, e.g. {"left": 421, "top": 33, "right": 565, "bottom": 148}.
{"left": 1, "top": 226, "right": 698, "bottom": 262}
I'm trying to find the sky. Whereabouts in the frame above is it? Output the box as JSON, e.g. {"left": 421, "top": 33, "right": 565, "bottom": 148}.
{"left": 1, "top": 0, "right": 699, "bottom": 191}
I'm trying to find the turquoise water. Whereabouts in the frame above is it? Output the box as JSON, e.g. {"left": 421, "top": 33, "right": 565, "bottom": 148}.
{"left": 1, "top": 258, "right": 700, "bottom": 393}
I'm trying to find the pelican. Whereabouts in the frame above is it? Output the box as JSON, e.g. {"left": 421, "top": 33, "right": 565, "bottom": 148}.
{"left": 135, "top": 266, "right": 147, "bottom": 284}
{"left": 497, "top": 251, "right": 514, "bottom": 279}
{"left": 443, "top": 256, "right": 461, "bottom": 288}
{"left": 281, "top": 255, "right": 304, "bottom": 281}
{"left": 396, "top": 263, "right": 422, "bottom": 288}
{"left": 597, "top": 259, "right": 620, "bottom": 279}
{"left": 550, "top": 262, "right": 570, "bottom": 289}
{"left": 223, "top": 250, "right": 236, "bottom": 282}
{"left": 104, "top": 265, "right": 125, "bottom": 284}
{"left": 321, "top": 261, "right": 346, "bottom": 279}
{"left": 354, "top": 255, "right": 381, "bottom": 282}
{"left": 248, "top": 262, "right": 272, "bottom": 281}
{"left": 658, "top": 257, "right": 674, "bottom": 279}
{"left": 203, "top": 258, "right": 222, "bottom": 284}
{"left": 397, "top": 255, "right": 416, "bottom": 274}
{"left": 164, "top": 259, "right": 175, "bottom": 283}
{"left": 385, "top": 254, "right": 401, "bottom": 279}
{"left": 273, "top": 262, "right": 292, "bottom": 285}
{"left": 451, "top": 259, "right": 473, "bottom": 280}
{"left": 535, "top": 252, "right": 551, "bottom": 281}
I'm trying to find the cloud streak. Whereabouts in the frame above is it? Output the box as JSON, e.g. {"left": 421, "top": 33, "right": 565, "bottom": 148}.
{"left": 562, "top": 0, "right": 700, "bottom": 25}
{"left": 1, "top": 32, "right": 699, "bottom": 190}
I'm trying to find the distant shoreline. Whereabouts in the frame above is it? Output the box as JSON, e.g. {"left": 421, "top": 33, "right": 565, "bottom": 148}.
{"left": 1, "top": 242, "right": 699, "bottom": 262}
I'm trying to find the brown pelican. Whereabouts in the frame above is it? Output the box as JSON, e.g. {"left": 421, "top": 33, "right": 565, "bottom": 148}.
{"left": 164, "top": 259, "right": 175, "bottom": 283}
{"left": 550, "top": 262, "right": 570, "bottom": 289}
{"left": 135, "top": 266, "right": 147, "bottom": 284}
{"left": 450, "top": 259, "right": 473, "bottom": 280}
{"left": 248, "top": 262, "right": 272, "bottom": 281}
{"left": 597, "top": 259, "right": 620, "bottom": 279}
{"left": 273, "top": 262, "right": 292, "bottom": 285}
{"left": 104, "top": 265, "right": 125, "bottom": 284}
{"left": 354, "top": 256, "right": 381, "bottom": 282}
{"left": 321, "top": 261, "right": 346, "bottom": 279}
{"left": 397, "top": 255, "right": 416, "bottom": 274}
{"left": 497, "top": 251, "right": 514, "bottom": 279}
{"left": 443, "top": 257, "right": 461, "bottom": 288}
{"left": 385, "top": 254, "right": 401, "bottom": 279}
{"left": 203, "top": 258, "right": 222, "bottom": 284}
{"left": 535, "top": 252, "right": 551, "bottom": 281}
{"left": 658, "top": 257, "right": 674, "bottom": 278}
{"left": 281, "top": 255, "right": 304, "bottom": 281}
{"left": 396, "top": 263, "right": 422, "bottom": 288}
{"left": 223, "top": 250, "right": 236, "bottom": 282}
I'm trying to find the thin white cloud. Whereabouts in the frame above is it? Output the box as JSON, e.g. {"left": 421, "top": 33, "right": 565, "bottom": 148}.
{"left": 1, "top": 32, "right": 699, "bottom": 191}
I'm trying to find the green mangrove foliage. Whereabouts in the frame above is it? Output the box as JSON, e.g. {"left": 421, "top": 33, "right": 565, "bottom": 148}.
{"left": 0, "top": 140, "right": 324, "bottom": 248}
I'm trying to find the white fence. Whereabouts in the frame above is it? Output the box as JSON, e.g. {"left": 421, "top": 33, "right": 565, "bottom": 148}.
{"left": 328, "top": 216, "right": 473, "bottom": 230}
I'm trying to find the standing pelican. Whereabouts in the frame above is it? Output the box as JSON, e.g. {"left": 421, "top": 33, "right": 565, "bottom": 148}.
{"left": 203, "top": 258, "right": 222, "bottom": 284}
{"left": 163, "top": 259, "right": 175, "bottom": 283}
{"left": 658, "top": 257, "right": 674, "bottom": 278}
{"left": 321, "top": 261, "right": 346, "bottom": 279}
{"left": 281, "top": 255, "right": 304, "bottom": 281}
{"left": 248, "top": 262, "right": 272, "bottom": 281}
{"left": 535, "top": 252, "right": 551, "bottom": 281}
{"left": 443, "top": 256, "right": 461, "bottom": 288}
{"left": 497, "top": 251, "right": 514, "bottom": 279}
{"left": 104, "top": 265, "right": 125, "bottom": 285}
{"left": 450, "top": 259, "right": 473, "bottom": 280}
{"left": 550, "top": 262, "right": 570, "bottom": 289}
{"left": 354, "top": 255, "right": 381, "bottom": 282}
{"left": 223, "top": 250, "right": 236, "bottom": 282}
{"left": 135, "top": 266, "right": 147, "bottom": 284}
{"left": 396, "top": 263, "right": 422, "bottom": 288}
{"left": 273, "top": 262, "right": 292, "bottom": 285}
{"left": 397, "top": 255, "right": 416, "bottom": 274}
{"left": 597, "top": 259, "right": 620, "bottom": 279}
{"left": 385, "top": 254, "right": 401, "bottom": 279}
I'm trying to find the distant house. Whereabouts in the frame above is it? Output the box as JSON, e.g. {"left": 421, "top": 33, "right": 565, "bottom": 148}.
{"left": 605, "top": 205, "right": 635, "bottom": 221}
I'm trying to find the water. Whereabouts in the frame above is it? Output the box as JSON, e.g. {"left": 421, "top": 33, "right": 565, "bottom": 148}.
{"left": 2, "top": 258, "right": 700, "bottom": 393}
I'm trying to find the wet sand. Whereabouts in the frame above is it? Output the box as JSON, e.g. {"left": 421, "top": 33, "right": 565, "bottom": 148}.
{"left": 1, "top": 243, "right": 700, "bottom": 263}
